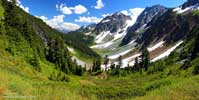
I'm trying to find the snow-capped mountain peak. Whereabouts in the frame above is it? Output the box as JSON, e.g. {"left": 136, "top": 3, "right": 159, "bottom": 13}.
{"left": 91, "top": 9, "right": 143, "bottom": 45}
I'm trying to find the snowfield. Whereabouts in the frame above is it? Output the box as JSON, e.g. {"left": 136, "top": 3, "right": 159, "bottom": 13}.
{"left": 151, "top": 41, "right": 183, "bottom": 62}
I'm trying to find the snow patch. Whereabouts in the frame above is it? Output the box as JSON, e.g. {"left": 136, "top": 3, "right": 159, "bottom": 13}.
{"left": 67, "top": 47, "right": 76, "bottom": 54}
{"left": 90, "top": 41, "right": 114, "bottom": 49}
{"left": 72, "top": 56, "right": 86, "bottom": 67}
{"left": 68, "top": 47, "right": 87, "bottom": 67}
{"left": 85, "top": 32, "right": 91, "bottom": 36}
{"left": 135, "top": 24, "right": 147, "bottom": 33}
{"left": 101, "top": 63, "right": 111, "bottom": 71}
{"left": 121, "top": 53, "right": 141, "bottom": 68}
{"left": 101, "top": 19, "right": 110, "bottom": 23}
{"left": 103, "top": 53, "right": 141, "bottom": 69}
{"left": 128, "top": 39, "right": 136, "bottom": 45}
{"left": 95, "top": 31, "right": 111, "bottom": 44}
{"left": 151, "top": 41, "right": 183, "bottom": 62}
{"left": 108, "top": 48, "right": 133, "bottom": 59}
{"left": 147, "top": 41, "right": 165, "bottom": 52}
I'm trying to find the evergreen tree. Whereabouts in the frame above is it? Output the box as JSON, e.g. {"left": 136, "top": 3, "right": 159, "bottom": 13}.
{"left": 192, "top": 38, "right": 199, "bottom": 60}
{"left": 110, "top": 62, "right": 115, "bottom": 70}
{"left": 92, "top": 59, "right": 96, "bottom": 72}
{"left": 133, "top": 57, "right": 140, "bottom": 71}
{"left": 96, "top": 58, "right": 101, "bottom": 71}
{"left": 92, "top": 58, "right": 101, "bottom": 72}
{"left": 104, "top": 55, "right": 109, "bottom": 71}
{"left": 75, "top": 65, "right": 84, "bottom": 76}
{"left": 141, "top": 48, "right": 150, "bottom": 71}
{"left": 118, "top": 55, "right": 122, "bottom": 68}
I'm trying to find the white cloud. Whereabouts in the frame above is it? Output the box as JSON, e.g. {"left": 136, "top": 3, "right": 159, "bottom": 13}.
{"left": 58, "top": 4, "right": 72, "bottom": 15}
{"left": 57, "top": 4, "right": 87, "bottom": 15}
{"left": 38, "top": 16, "right": 48, "bottom": 21}
{"left": 37, "top": 15, "right": 80, "bottom": 32}
{"left": 71, "top": 5, "right": 87, "bottom": 14}
{"left": 94, "top": 0, "right": 104, "bottom": 9}
{"left": 57, "top": 22, "right": 80, "bottom": 32}
{"left": 45, "top": 15, "right": 65, "bottom": 27}
{"left": 19, "top": 5, "right": 29, "bottom": 13}
{"left": 75, "top": 16, "right": 102, "bottom": 23}
{"left": 7, "top": 0, "right": 30, "bottom": 13}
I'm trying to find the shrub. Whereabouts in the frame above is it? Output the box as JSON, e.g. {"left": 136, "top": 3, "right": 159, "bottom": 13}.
{"left": 49, "top": 71, "right": 70, "bottom": 82}
{"left": 193, "top": 65, "right": 199, "bottom": 75}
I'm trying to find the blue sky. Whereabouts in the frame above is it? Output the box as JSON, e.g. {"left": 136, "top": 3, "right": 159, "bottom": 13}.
{"left": 18, "top": 0, "right": 186, "bottom": 31}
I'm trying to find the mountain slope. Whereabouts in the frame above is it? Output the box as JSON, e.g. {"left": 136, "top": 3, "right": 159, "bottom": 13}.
{"left": 139, "top": 9, "right": 199, "bottom": 47}
{"left": 121, "top": 5, "right": 168, "bottom": 46}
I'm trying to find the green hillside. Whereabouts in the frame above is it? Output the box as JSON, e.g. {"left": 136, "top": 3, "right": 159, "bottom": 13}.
{"left": 0, "top": 0, "right": 96, "bottom": 89}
